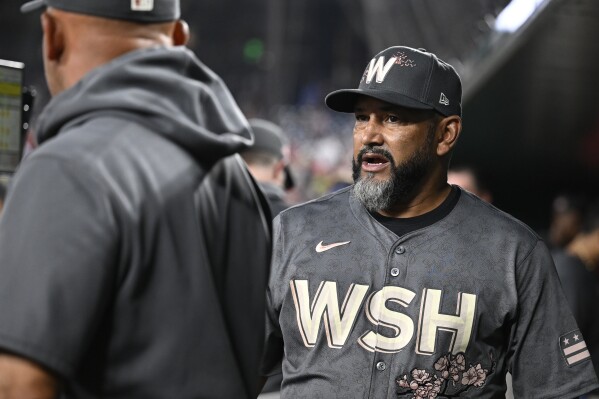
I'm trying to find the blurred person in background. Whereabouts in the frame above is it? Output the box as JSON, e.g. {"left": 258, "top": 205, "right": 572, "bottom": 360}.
{"left": 448, "top": 165, "right": 493, "bottom": 203}
{"left": 260, "top": 45, "right": 599, "bottom": 398}
{"left": 548, "top": 193, "right": 588, "bottom": 249}
{"left": 0, "top": 0, "right": 271, "bottom": 398}
{"left": 242, "top": 118, "right": 294, "bottom": 217}
{"left": 552, "top": 201, "right": 599, "bottom": 395}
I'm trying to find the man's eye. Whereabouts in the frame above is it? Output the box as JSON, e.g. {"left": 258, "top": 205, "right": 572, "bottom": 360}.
{"left": 355, "top": 114, "right": 368, "bottom": 122}
{"left": 387, "top": 115, "right": 400, "bottom": 123}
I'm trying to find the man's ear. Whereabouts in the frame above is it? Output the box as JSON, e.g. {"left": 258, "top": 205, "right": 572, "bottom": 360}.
{"left": 41, "top": 12, "right": 64, "bottom": 62}
{"left": 436, "top": 115, "right": 462, "bottom": 157}
{"left": 173, "top": 19, "right": 190, "bottom": 46}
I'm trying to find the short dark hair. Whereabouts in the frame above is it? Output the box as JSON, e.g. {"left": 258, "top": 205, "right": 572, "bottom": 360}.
{"left": 552, "top": 193, "right": 588, "bottom": 215}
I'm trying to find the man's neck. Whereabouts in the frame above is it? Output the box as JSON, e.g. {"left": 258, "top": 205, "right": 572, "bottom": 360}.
{"left": 377, "top": 182, "right": 452, "bottom": 218}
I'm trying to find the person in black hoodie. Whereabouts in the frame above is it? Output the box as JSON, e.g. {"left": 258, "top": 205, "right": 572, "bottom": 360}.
{"left": 0, "top": 1, "right": 271, "bottom": 398}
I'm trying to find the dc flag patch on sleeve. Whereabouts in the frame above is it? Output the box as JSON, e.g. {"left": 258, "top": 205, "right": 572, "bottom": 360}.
{"left": 560, "top": 330, "right": 591, "bottom": 366}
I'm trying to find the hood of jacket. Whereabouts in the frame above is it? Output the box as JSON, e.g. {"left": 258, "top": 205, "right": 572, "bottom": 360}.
{"left": 35, "top": 46, "right": 253, "bottom": 165}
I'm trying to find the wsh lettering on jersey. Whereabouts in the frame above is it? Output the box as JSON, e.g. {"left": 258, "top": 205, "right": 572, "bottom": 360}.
{"left": 290, "top": 280, "right": 476, "bottom": 355}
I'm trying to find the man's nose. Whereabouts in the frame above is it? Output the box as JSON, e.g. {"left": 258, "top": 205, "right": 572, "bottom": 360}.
{"left": 361, "top": 119, "right": 384, "bottom": 146}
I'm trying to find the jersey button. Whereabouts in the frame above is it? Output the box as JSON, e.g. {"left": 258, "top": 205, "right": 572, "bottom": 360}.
{"left": 376, "top": 361, "right": 386, "bottom": 371}
{"left": 395, "top": 246, "right": 405, "bottom": 254}
{"left": 390, "top": 267, "right": 400, "bottom": 277}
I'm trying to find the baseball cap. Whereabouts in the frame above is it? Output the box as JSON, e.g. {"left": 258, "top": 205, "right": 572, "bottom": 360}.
{"left": 20, "top": 0, "right": 180, "bottom": 23}
{"left": 245, "top": 118, "right": 295, "bottom": 190}
{"left": 326, "top": 46, "right": 462, "bottom": 117}
{"left": 247, "top": 119, "right": 286, "bottom": 160}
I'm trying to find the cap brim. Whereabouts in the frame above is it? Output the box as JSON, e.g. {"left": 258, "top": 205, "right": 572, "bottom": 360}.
{"left": 21, "top": 0, "right": 46, "bottom": 13}
{"left": 325, "top": 89, "right": 434, "bottom": 113}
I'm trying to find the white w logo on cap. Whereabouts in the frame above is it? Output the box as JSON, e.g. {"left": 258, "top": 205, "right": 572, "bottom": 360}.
{"left": 364, "top": 56, "right": 397, "bottom": 84}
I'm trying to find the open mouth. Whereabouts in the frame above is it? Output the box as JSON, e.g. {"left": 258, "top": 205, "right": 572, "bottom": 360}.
{"left": 361, "top": 153, "right": 390, "bottom": 172}
{"left": 362, "top": 153, "right": 389, "bottom": 165}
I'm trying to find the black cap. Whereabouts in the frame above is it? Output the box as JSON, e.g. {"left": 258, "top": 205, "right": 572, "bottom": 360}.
{"left": 326, "top": 46, "right": 462, "bottom": 117}
{"left": 246, "top": 119, "right": 286, "bottom": 159}
{"left": 245, "top": 118, "right": 295, "bottom": 190}
{"left": 21, "top": 0, "right": 180, "bottom": 23}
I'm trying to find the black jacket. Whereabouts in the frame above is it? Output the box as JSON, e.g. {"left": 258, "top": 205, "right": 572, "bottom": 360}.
{"left": 259, "top": 181, "right": 290, "bottom": 217}
{"left": 0, "top": 46, "right": 271, "bottom": 398}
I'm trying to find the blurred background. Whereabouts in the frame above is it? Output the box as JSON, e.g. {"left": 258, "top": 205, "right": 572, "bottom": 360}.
{"left": 1, "top": 0, "right": 598, "bottom": 233}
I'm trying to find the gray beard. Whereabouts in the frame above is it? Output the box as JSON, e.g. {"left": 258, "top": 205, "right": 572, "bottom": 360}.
{"left": 351, "top": 133, "right": 434, "bottom": 213}
{"left": 353, "top": 173, "right": 396, "bottom": 212}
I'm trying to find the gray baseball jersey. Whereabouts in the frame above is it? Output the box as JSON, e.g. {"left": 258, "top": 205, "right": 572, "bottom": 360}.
{"left": 262, "top": 186, "right": 599, "bottom": 398}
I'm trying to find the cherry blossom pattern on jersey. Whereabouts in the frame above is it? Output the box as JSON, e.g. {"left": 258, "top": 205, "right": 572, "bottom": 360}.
{"left": 396, "top": 352, "right": 495, "bottom": 398}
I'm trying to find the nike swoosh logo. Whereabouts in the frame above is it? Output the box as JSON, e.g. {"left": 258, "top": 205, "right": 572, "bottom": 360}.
{"left": 315, "top": 240, "right": 351, "bottom": 253}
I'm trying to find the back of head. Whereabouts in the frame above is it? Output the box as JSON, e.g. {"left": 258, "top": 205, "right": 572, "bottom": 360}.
{"left": 553, "top": 193, "right": 588, "bottom": 217}
{"left": 241, "top": 119, "right": 295, "bottom": 189}
{"left": 549, "top": 193, "right": 588, "bottom": 247}
{"left": 21, "top": 0, "right": 188, "bottom": 95}
{"left": 21, "top": 0, "right": 180, "bottom": 23}
{"left": 242, "top": 119, "right": 286, "bottom": 165}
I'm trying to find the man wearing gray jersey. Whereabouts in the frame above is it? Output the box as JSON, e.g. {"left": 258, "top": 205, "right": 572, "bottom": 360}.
{"left": 261, "top": 46, "right": 599, "bottom": 398}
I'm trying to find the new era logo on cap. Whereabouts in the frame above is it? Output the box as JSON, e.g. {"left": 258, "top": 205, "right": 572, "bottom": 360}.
{"left": 132, "top": 0, "right": 154, "bottom": 11}
{"left": 439, "top": 93, "right": 449, "bottom": 106}
{"left": 560, "top": 330, "right": 591, "bottom": 367}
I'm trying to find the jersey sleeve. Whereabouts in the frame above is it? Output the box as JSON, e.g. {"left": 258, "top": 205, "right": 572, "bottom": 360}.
{"left": 508, "top": 240, "right": 599, "bottom": 398}
{"left": 260, "top": 215, "right": 285, "bottom": 376}
{"left": 0, "top": 154, "right": 119, "bottom": 379}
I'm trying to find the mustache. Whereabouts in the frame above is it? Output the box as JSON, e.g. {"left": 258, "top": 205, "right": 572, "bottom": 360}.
{"left": 356, "top": 146, "right": 395, "bottom": 165}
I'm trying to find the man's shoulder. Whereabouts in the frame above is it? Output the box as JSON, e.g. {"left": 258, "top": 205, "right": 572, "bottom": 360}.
{"left": 456, "top": 189, "right": 541, "bottom": 242}
{"left": 38, "top": 116, "right": 180, "bottom": 164}
{"left": 32, "top": 115, "right": 204, "bottom": 192}
{"left": 26, "top": 116, "right": 207, "bottom": 211}
{"left": 279, "top": 186, "right": 351, "bottom": 219}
